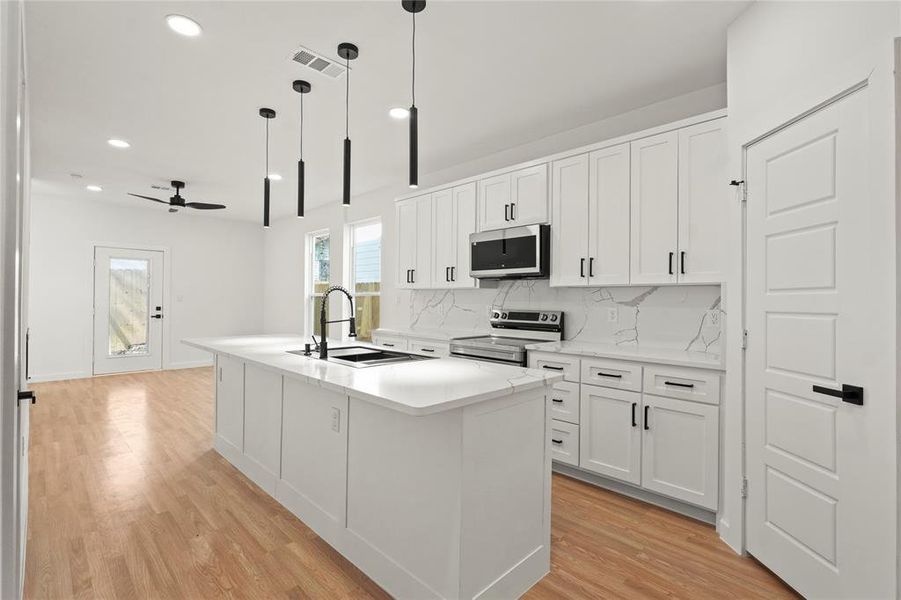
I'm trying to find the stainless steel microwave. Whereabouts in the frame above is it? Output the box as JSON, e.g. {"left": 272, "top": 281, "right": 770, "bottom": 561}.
{"left": 469, "top": 224, "right": 550, "bottom": 280}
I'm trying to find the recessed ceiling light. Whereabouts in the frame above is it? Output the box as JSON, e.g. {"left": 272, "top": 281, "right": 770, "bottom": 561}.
{"left": 86, "top": 185, "right": 102, "bottom": 192}
{"left": 389, "top": 107, "right": 410, "bottom": 120}
{"left": 107, "top": 138, "right": 130, "bottom": 149}
{"left": 269, "top": 173, "right": 282, "bottom": 181}
{"left": 166, "top": 14, "right": 202, "bottom": 37}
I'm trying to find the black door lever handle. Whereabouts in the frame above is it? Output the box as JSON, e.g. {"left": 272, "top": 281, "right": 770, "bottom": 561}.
{"left": 812, "top": 384, "right": 864, "bottom": 405}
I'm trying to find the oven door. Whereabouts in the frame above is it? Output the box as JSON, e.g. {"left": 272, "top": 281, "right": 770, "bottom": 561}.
{"left": 470, "top": 224, "right": 549, "bottom": 279}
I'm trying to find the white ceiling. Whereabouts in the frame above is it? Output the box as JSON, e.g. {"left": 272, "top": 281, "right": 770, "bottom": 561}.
{"left": 25, "top": 0, "right": 749, "bottom": 223}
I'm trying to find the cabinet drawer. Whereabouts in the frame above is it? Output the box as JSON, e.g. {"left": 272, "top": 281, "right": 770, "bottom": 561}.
{"left": 548, "top": 381, "right": 579, "bottom": 425}
{"left": 409, "top": 339, "right": 450, "bottom": 357}
{"left": 581, "top": 358, "right": 642, "bottom": 392}
{"left": 550, "top": 420, "right": 579, "bottom": 467}
{"left": 528, "top": 352, "right": 580, "bottom": 383}
{"left": 371, "top": 335, "right": 409, "bottom": 351}
{"left": 643, "top": 365, "right": 721, "bottom": 405}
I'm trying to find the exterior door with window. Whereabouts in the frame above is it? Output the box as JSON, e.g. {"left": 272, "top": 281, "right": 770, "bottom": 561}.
{"left": 93, "top": 247, "right": 164, "bottom": 375}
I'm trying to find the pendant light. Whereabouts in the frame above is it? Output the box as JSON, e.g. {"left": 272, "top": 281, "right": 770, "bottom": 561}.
{"left": 403, "top": 0, "right": 425, "bottom": 189}
{"left": 338, "top": 42, "right": 359, "bottom": 206}
{"left": 292, "top": 80, "right": 311, "bottom": 218}
{"left": 258, "top": 107, "right": 276, "bottom": 227}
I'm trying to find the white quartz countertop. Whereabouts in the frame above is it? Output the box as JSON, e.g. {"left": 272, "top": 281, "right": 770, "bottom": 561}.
{"left": 372, "top": 327, "right": 486, "bottom": 342}
{"left": 525, "top": 340, "right": 724, "bottom": 371}
{"left": 183, "top": 335, "right": 563, "bottom": 416}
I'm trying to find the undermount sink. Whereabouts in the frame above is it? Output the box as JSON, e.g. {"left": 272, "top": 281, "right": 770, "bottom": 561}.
{"left": 287, "top": 345, "right": 437, "bottom": 368}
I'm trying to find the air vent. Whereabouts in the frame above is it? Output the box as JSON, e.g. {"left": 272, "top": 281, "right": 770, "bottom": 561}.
{"left": 290, "top": 45, "right": 348, "bottom": 79}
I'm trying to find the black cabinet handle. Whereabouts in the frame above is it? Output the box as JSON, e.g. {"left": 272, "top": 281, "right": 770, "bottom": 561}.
{"left": 812, "top": 384, "right": 864, "bottom": 405}
{"left": 504, "top": 204, "right": 510, "bottom": 221}
{"left": 631, "top": 402, "right": 637, "bottom": 427}
{"left": 383, "top": 342, "right": 395, "bottom": 347}
{"left": 644, "top": 405, "right": 650, "bottom": 430}
{"left": 420, "top": 348, "right": 435, "bottom": 353}
{"left": 680, "top": 251, "right": 686, "bottom": 275}
{"left": 150, "top": 314, "right": 163, "bottom": 319}
{"left": 551, "top": 398, "right": 563, "bottom": 403}
{"left": 411, "top": 269, "right": 415, "bottom": 283}
{"left": 596, "top": 372, "right": 622, "bottom": 379}
{"left": 668, "top": 252, "right": 674, "bottom": 275}
{"left": 510, "top": 202, "right": 516, "bottom": 220}
{"left": 580, "top": 258, "right": 585, "bottom": 278}
{"left": 589, "top": 257, "right": 595, "bottom": 277}
{"left": 551, "top": 438, "right": 563, "bottom": 445}
{"left": 664, "top": 381, "right": 695, "bottom": 389}
{"left": 542, "top": 365, "right": 564, "bottom": 371}
{"left": 445, "top": 266, "right": 450, "bottom": 282}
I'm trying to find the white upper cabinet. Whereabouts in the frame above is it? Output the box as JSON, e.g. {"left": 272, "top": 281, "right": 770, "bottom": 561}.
{"left": 478, "top": 163, "right": 548, "bottom": 231}
{"left": 396, "top": 194, "right": 432, "bottom": 289}
{"left": 431, "top": 183, "right": 477, "bottom": 289}
{"left": 677, "top": 120, "right": 726, "bottom": 283}
{"left": 630, "top": 131, "right": 679, "bottom": 284}
{"left": 551, "top": 144, "right": 630, "bottom": 288}
{"left": 451, "top": 182, "right": 477, "bottom": 288}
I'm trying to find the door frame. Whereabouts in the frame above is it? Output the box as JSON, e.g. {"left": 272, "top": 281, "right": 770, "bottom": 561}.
{"left": 90, "top": 241, "right": 171, "bottom": 374}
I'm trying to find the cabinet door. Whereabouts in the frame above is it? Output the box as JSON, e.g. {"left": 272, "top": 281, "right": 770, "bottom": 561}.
{"left": 412, "top": 194, "right": 433, "bottom": 288}
{"left": 640, "top": 395, "right": 719, "bottom": 510}
{"left": 451, "top": 182, "right": 477, "bottom": 288}
{"left": 589, "top": 143, "right": 631, "bottom": 285}
{"left": 215, "top": 354, "right": 244, "bottom": 451}
{"left": 478, "top": 172, "right": 511, "bottom": 231}
{"left": 678, "top": 119, "right": 726, "bottom": 283}
{"left": 243, "top": 365, "right": 283, "bottom": 486}
{"left": 396, "top": 198, "right": 418, "bottom": 289}
{"left": 579, "top": 385, "right": 641, "bottom": 485}
{"left": 509, "top": 163, "right": 548, "bottom": 225}
{"left": 630, "top": 131, "right": 678, "bottom": 284}
{"left": 431, "top": 188, "right": 454, "bottom": 289}
{"left": 550, "top": 154, "right": 590, "bottom": 287}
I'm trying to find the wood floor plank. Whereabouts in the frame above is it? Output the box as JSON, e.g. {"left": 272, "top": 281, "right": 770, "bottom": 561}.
{"left": 24, "top": 368, "right": 797, "bottom": 599}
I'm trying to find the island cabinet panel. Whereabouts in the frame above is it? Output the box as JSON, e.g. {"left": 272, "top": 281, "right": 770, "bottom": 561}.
{"left": 278, "top": 379, "right": 348, "bottom": 534}
{"left": 241, "top": 365, "right": 283, "bottom": 494}
{"left": 215, "top": 355, "right": 244, "bottom": 458}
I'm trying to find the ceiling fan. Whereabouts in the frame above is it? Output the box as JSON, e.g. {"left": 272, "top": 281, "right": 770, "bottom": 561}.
{"left": 128, "top": 180, "right": 225, "bottom": 213}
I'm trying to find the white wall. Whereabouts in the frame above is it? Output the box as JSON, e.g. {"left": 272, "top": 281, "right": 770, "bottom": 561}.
{"left": 723, "top": 0, "right": 901, "bottom": 561}
{"left": 27, "top": 193, "right": 265, "bottom": 381}
{"left": 263, "top": 84, "right": 727, "bottom": 342}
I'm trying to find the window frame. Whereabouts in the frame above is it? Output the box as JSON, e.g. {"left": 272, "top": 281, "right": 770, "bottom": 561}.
{"left": 344, "top": 217, "right": 382, "bottom": 341}
{"left": 305, "top": 229, "right": 331, "bottom": 338}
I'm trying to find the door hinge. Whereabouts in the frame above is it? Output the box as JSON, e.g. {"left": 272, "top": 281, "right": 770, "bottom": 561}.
{"left": 741, "top": 329, "right": 748, "bottom": 350}
{"left": 741, "top": 477, "right": 749, "bottom": 498}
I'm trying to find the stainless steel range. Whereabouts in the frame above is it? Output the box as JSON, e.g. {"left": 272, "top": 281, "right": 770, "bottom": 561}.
{"left": 450, "top": 308, "right": 564, "bottom": 366}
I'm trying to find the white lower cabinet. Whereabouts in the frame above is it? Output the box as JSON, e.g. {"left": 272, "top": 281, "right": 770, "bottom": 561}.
{"left": 548, "top": 381, "right": 579, "bottom": 424}
{"left": 370, "top": 334, "right": 409, "bottom": 351}
{"left": 550, "top": 420, "right": 579, "bottom": 467}
{"left": 579, "top": 385, "right": 641, "bottom": 486}
{"left": 242, "top": 365, "right": 283, "bottom": 487}
{"left": 409, "top": 339, "right": 450, "bottom": 357}
{"left": 215, "top": 354, "right": 245, "bottom": 452}
{"left": 640, "top": 394, "right": 719, "bottom": 510}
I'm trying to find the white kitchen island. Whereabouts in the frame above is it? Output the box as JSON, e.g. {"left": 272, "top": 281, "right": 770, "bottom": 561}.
{"left": 183, "top": 335, "right": 563, "bottom": 600}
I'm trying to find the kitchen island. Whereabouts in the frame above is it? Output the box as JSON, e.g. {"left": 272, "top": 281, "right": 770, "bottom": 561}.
{"left": 183, "top": 335, "right": 563, "bottom": 600}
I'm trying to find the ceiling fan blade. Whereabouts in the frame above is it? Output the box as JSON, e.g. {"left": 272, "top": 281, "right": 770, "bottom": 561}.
{"left": 128, "top": 193, "right": 170, "bottom": 205}
{"left": 185, "top": 202, "right": 226, "bottom": 210}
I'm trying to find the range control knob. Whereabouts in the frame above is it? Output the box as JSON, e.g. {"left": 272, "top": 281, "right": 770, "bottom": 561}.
{"left": 501, "top": 313, "right": 508, "bottom": 319}
{"left": 550, "top": 314, "right": 558, "bottom": 322}
{"left": 540, "top": 314, "right": 548, "bottom": 321}
{"left": 492, "top": 311, "right": 500, "bottom": 319}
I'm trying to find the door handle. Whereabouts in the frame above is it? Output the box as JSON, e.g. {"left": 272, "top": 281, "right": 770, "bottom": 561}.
{"left": 504, "top": 204, "right": 510, "bottom": 221}
{"left": 580, "top": 258, "right": 585, "bottom": 278}
{"left": 589, "top": 257, "right": 595, "bottom": 277}
{"left": 17, "top": 390, "right": 36, "bottom": 406}
{"left": 644, "top": 405, "right": 650, "bottom": 430}
{"left": 680, "top": 251, "right": 686, "bottom": 275}
{"left": 151, "top": 314, "right": 163, "bottom": 319}
{"left": 631, "top": 402, "right": 637, "bottom": 427}
{"left": 668, "top": 252, "right": 674, "bottom": 275}
{"left": 812, "top": 384, "right": 864, "bottom": 405}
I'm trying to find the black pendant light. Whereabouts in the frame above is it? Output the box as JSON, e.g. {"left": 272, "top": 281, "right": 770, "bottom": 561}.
{"left": 259, "top": 107, "right": 276, "bottom": 227}
{"left": 403, "top": 0, "right": 425, "bottom": 189}
{"left": 292, "top": 80, "right": 311, "bottom": 218}
{"left": 338, "top": 42, "right": 359, "bottom": 206}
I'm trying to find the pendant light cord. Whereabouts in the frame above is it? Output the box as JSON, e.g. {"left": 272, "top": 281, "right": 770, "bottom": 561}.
{"left": 345, "top": 56, "right": 350, "bottom": 138}
{"left": 265, "top": 117, "right": 270, "bottom": 175}
{"left": 411, "top": 11, "right": 416, "bottom": 106}
{"left": 300, "top": 94, "right": 304, "bottom": 159}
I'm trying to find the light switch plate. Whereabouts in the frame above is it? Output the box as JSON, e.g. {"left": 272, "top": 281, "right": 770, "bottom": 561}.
{"left": 331, "top": 407, "right": 341, "bottom": 432}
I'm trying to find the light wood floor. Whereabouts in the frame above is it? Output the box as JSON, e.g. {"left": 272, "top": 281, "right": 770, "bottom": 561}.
{"left": 25, "top": 367, "right": 796, "bottom": 599}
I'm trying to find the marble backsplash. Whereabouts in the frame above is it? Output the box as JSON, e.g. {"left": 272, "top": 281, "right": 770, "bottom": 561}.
{"left": 395, "top": 281, "right": 723, "bottom": 356}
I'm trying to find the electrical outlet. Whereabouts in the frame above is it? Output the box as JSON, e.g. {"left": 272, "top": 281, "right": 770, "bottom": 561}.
{"left": 331, "top": 407, "right": 341, "bottom": 432}
{"left": 607, "top": 307, "right": 618, "bottom": 323}
{"left": 706, "top": 310, "right": 721, "bottom": 326}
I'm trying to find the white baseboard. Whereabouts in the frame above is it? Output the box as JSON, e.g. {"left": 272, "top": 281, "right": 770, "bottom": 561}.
{"left": 26, "top": 371, "right": 92, "bottom": 383}
{"left": 166, "top": 359, "right": 213, "bottom": 370}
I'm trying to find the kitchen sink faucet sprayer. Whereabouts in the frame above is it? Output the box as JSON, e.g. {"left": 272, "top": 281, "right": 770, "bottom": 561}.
{"left": 319, "top": 285, "right": 356, "bottom": 360}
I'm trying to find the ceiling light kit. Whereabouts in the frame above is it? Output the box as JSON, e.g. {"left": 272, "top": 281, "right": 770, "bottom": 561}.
{"left": 402, "top": 0, "right": 426, "bottom": 189}
{"left": 86, "top": 185, "right": 102, "bottom": 192}
{"left": 259, "top": 108, "right": 276, "bottom": 227}
{"left": 338, "top": 42, "right": 359, "bottom": 206}
{"left": 107, "top": 138, "right": 130, "bottom": 149}
{"left": 166, "top": 14, "right": 202, "bottom": 37}
{"left": 389, "top": 107, "right": 410, "bottom": 120}
{"left": 293, "top": 79, "right": 312, "bottom": 218}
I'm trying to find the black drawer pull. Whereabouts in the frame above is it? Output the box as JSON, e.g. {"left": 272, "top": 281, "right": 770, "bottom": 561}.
{"left": 542, "top": 365, "right": 564, "bottom": 371}
{"left": 383, "top": 343, "right": 395, "bottom": 347}
{"left": 420, "top": 348, "right": 435, "bottom": 353}
{"left": 631, "top": 402, "right": 637, "bottom": 427}
{"left": 551, "top": 398, "right": 563, "bottom": 403}
{"left": 596, "top": 372, "right": 622, "bottom": 379}
{"left": 644, "top": 405, "right": 650, "bottom": 430}
{"left": 664, "top": 381, "right": 695, "bottom": 389}
{"left": 812, "top": 384, "right": 864, "bottom": 405}
{"left": 551, "top": 438, "right": 563, "bottom": 445}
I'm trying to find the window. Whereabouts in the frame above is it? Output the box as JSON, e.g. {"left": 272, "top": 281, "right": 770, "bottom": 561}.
{"left": 347, "top": 220, "right": 381, "bottom": 341}
{"left": 307, "top": 230, "right": 330, "bottom": 337}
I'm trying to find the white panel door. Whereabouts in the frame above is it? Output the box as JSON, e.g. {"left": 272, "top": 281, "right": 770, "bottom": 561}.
{"left": 395, "top": 198, "right": 418, "bottom": 289}
{"left": 579, "top": 385, "right": 641, "bottom": 485}
{"left": 588, "top": 143, "right": 631, "bottom": 285}
{"left": 412, "top": 194, "right": 432, "bottom": 288}
{"left": 509, "top": 163, "right": 548, "bottom": 226}
{"left": 431, "top": 188, "right": 454, "bottom": 289}
{"left": 677, "top": 119, "right": 726, "bottom": 283}
{"left": 92, "top": 246, "right": 164, "bottom": 374}
{"left": 629, "top": 131, "right": 678, "bottom": 284}
{"left": 478, "top": 172, "right": 511, "bottom": 231}
{"left": 215, "top": 354, "right": 244, "bottom": 452}
{"left": 640, "top": 395, "right": 718, "bottom": 509}
{"left": 746, "top": 88, "right": 893, "bottom": 598}
{"left": 451, "top": 182, "right": 477, "bottom": 288}
{"left": 550, "top": 154, "right": 590, "bottom": 287}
